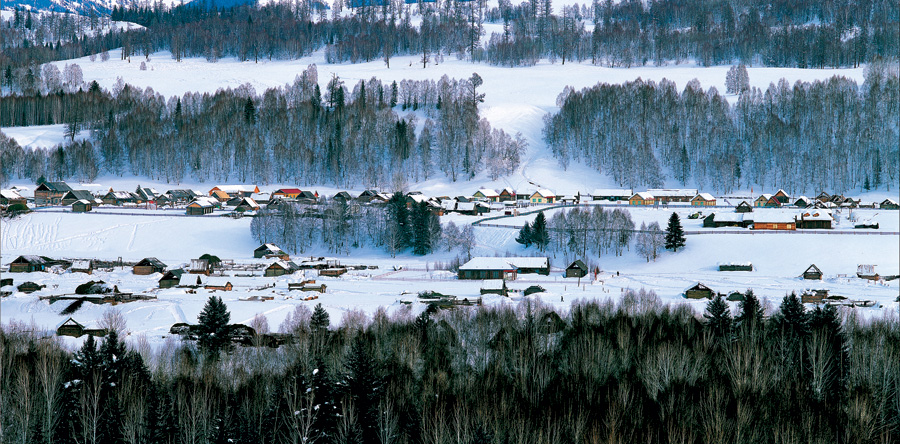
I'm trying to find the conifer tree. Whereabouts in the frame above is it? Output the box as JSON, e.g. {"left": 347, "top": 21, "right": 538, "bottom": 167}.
{"left": 411, "top": 201, "right": 432, "bottom": 255}
{"left": 531, "top": 212, "right": 550, "bottom": 251}
{"left": 736, "top": 289, "right": 765, "bottom": 328}
{"left": 344, "top": 333, "right": 383, "bottom": 444}
{"left": 310, "top": 303, "right": 330, "bottom": 332}
{"left": 664, "top": 212, "right": 686, "bottom": 251}
{"left": 197, "top": 295, "right": 232, "bottom": 356}
{"left": 515, "top": 221, "right": 533, "bottom": 247}
{"left": 703, "top": 293, "right": 733, "bottom": 338}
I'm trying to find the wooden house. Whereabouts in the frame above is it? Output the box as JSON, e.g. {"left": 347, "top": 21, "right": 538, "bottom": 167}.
{"left": 530, "top": 189, "right": 556, "bottom": 204}
{"left": 71, "top": 260, "right": 94, "bottom": 274}
{"left": 209, "top": 185, "right": 260, "bottom": 199}
{"left": 880, "top": 198, "right": 899, "bottom": 210}
{"left": 9, "top": 255, "right": 49, "bottom": 273}
{"left": 648, "top": 189, "right": 698, "bottom": 203}
{"left": 72, "top": 199, "right": 93, "bottom": 213}
{"left": 301, "top": 283, "right": 327, "bottom": 293}
{"left": 815, "top": 191, "right": 831, "bottom": 203}
{"left": 793, "top": 196, "right": 812, "bottom": 208}
{"left": 333, "top": 191, "right": 352, "bottom": 202}
{"left": 234, "top": 197, "right": 260, "bottom": 212}
{"left": 480, "top": 280, "right": 509, "bottom": 296}
{"left": 773, "top": 189, "right": 791, "bottom": 204}
{"left": 204, "top": 279, "right": 233, "bottom": 291}
{"left": 34, "top": 181, "right": 72, "bottom": 205}
{"left": 254, "top": 243, "right": 288, "bottom": 259}
{"left": 752, "top": 213, "right": 796, "bottom": 230}
{"left": 60, "top": 190, "right": 96, "bottom": 206}
{"left": 186, "top": 197, "right": 217, "bottom": 215}
{"left": 356, "top": 190, "right": 380, "bottom": 203}
{"left": 684, "top": 283, "right": 714, "bottom": 299}
{"left": 802, "top": 264, "right": 823, "bottom": 280}
{"left": 158, "top": 270, "right": 184, "bottom": 289}
{"left": 473, "top": 189, "right": 500, "bottom": 202}
{"left": 133, "top": 257, "right": 167, "bottom": 275}
{"left": 57, "top": 318, "right": 88, "bottom": 337}
{"left": 265, "top": 260, "right": 300, "bottom": 277}
{"left": 499, "top": 188, "right": 516, "bottom": 202}
{"left": 735, "top": 201, "right": 753, "bottom": 213}
{"left": 591, "top": 189, "right": 632, "bottom": 201}
{"left": 857, "top": 265, "right": 879, "bottom": 281}
{"left": 320, "top": 268, "right": 348, "bottom": 277}
{"left": 159, "top": 189, "right": 201, "bottom": 206}
{"left": 17, "top": 281, "right": 45, "bottom": 294}
{"left": 691, "top": 193, "right": 716, "bottom": 206}
{"left": 0, "top": 189, "right": 27, "bottom": 206}
{"left": 754, "top": 194, "right": 776, "bottom": 207}
{"left": 297, "top": 191, "right": 318, "bottom": 202}
{"left": 458, "top": 257, "right": 549, "bottom": 280}
{"left": 629, "top": 192, "right": 655, "bottom": 206}
{"left": 179, "top": 273, "right": 208, "bottom": 288}
{"left": 455, "top": 201, "right": 490, "bottom": 216}
{"left": 565, "top": 260, "right": 588, "bottom": 278}
{"left": 718, "top": 262, "right": 753, "bottom": 272}
{"left": 801, "top": 289, "right": 829, "bottom": 303}
{"left": 102, "top": 190, "right": 139, "bottom": 206}
{"left": 272, "top": 188, "right": 303, "bottom": 199}
{"left": 796, "top": 210, "right": 832, "bottom": 229}
{"left": 210, "top": 190, "right": 231, "bottom": 202}
{"left": 134, "top": 186, "right": 159, "bottom": 203}
{"left": 703, "top": 213, "right": 752, "bottom": 228}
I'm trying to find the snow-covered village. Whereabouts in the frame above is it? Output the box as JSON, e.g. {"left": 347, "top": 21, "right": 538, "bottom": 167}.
{"left": 1, "top": 0, "right": 899, "bottom": 443}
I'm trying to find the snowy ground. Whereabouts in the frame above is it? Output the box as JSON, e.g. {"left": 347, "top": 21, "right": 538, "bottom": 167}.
{"left": 1, "top": 124, "right": 92, "bottom": 149}
{"left": 2, "top": 205, "right": 897, "bottom": 349}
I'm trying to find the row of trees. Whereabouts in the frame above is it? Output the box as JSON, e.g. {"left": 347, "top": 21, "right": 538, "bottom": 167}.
{"left": 250, "top": 193, "right": 448, "bottom": 256}
{"left": 517, "top": 206, "right": 639, "bottom": 261}
{"left": 0, "top": 68, "right": 526, "bottom": 187}
{"left": 4, "top": 0, "right": 896, "bottom": 90}
{"left": 3, "top": 290, "right": 898, "bottom": 444}
{"left": 545, "top": 66, "right": 900, "bottom": 193}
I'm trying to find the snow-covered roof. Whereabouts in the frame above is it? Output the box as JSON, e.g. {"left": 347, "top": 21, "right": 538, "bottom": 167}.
{"left": 475, "top": 188, "right": 499, "bottom": 197}
{"left": 753, "top": 213, "right": 796, "bottom": 223}
{"left": 106, "top": 190, "right": 135, "bottom": 199}
{"left": 179, "top": 274, "right": 207, "bottom": 287}
{"left": 632, "top": 192, "right": 655, "bottom": 200}
{"left": 713, "top": 213, "right": 744, "bottom": 222}
{"left": 189, "top": 197, "right": 218, "bottom": 208}
{"left": 533, "top": 189, "right": 555, "bottom": 198}
{"left": 258, "top": 243, "right": 284, "bottom": 253}
{"left": 74, "top": 199, "right": 91, "bottom": 205}
{"left": 407, "top": 194, "right": 429, "bottom": 203}
{"left": 441, "top": 199, "right": 457, "bottom": 211}
{"left": 239, "top": 197, "right": 259, "bottom": 207}
{"left": 756, "top": 194, "right": 773, "bottom": 200}
{"left": 717, "top": 261, "right": 752, "bottom": 266}
{"left": 212, "top": 185, "right": 258, "bottom": 193}
{"left": 1, "top": 189, "right": 24, "bottom": 199}
{"left": 481, "top": 279, "right": 506, "bottom": 290}
{"left": 693, "top": 193, "right": 715, "bottom": 201}
{"left": 456, "top": 202, "right": 476, "bottom": 211}
{"left": 591, "top": 189, "right": 631, "bottom": 197}
{"left": 647, "top": 189, "right": 698, "bottom": 197}
{"left": 881, "top": 198, "right": 897, "bottom": 205}
{"left": 71, "top": 260, "right": 91, "bottom": 269}
{"left": 800, "top": 211, "right": 832, "bottom": 221}
{"left": 459, "top": 257, "right": 518, "bottom": 271}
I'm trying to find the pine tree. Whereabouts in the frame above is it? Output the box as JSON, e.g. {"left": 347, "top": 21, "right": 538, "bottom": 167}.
{"left": 736, "top": 289, "right": 764, "bottom": 328}
{"left": 310, "top": 303, "right": 330, "bottom": 332}
{"left": 243, "top": 97, "right": 256, "bottom": 125}
{"left": 664, "top": 212, "right": 686, "bottom": 251}
{"left": 197, "top": 296, "right": 232, "bottom": 356}
{"left": 531, "top": 212, "right": 550, "bottom": 251}
{"left": 411, "top": 201, "right": 431, "bottom": 255}
{"left": 386, "top": 192, "right": 410, "bottom": 252}
{"left": 515, "top": 221, "right": 533, "bottom": 247}
{"left": 344, "top": 333, "right": 382, "bottom": 444}
{"left": 703, "top": 293, "right": 733, "bottom": 338}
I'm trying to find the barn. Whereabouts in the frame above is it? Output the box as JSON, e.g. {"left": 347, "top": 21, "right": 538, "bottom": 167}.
{"left": 565, "top": 260, "right": 588, "bottom": 278}
{"left": 158, "top": 270, "right": 184, "bottom": 289}
{"left": 9, "top": 255, "right": 49, "bottom": 273}
{"left": 186, "top": 197, "right": 217, "bottom": 215}
{"left": 72, "top": 199, "right": 93, "bottom": 213}
{"left": 34, "top": 181, "right": 72, "bottom": 205}
{"left": 684, "top": 283, "right": 715, "bottom": 299}
{"left": 802, "top": 264, "right": 823, "bottom": 280}
{"left": 133, "top": 257, "right": 167, "bottom": 275}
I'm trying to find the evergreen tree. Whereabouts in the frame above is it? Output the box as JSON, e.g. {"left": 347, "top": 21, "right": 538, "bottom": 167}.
{"left": 515, "top": 222, "right": 533, "bottom": 247}
{"left": 243, "top": 97, "right": 256, "bottom": 125}
{"left": 774, "top": 292, "right": 810, "bottom": 338}
{"left": 411, "top": 201, "right": 432, "bottom": 255}
{"left": 386, "top": 192, "right": 410, "bottom": 252}
{"left": 197, "top": 295, "right": 232, "bottom": 356}
{"left": 531, "top": 212, "right": 550, "bottom": 251}
{"left": 664, "top": 212, "right": 686, "bottom": 251}
{"left": 736, "top": 289, "right": 764, "bottom": 328}
{"left": 703, "top": 293, "right": 733, "bottom": 338}
{"left": 310, "top": 303, "right": 330, "bottom": 332}
{"left": 344, "top": 333, "right": 383, "bottom": 444}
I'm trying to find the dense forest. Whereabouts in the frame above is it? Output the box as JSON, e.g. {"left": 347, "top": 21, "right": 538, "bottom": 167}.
{"left": 0, "top": 67, "right": 526, "bottom": 187}
{"left": 544, "top": 64, "right": 899, "bottom": 193}
{"left": 2, "top": 0, "right": 898, "bottom": 86}
{"left": 2, "top": 291, "right": 898, "bottom": 444}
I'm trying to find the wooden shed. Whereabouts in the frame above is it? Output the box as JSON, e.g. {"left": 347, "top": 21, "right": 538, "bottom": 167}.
{"left": 802, "top": 264, "right": 823, "bottom": 280}
{"left": 684, "top": 283, "right": 715, "bottom": 299}
{"left": 71, "top": 260, "right": 94, "bottom": 274}
{"left": 880, "top": 199, "right": 899, "bottom": 210}
{"left": 480, "top": 279, "right": 509, "bottom": 296}
{"left": 718, "top": 262, "right": 753, "bottom": 272}
{"left": 9, "top": 255, "right": 49, "bottom": 273}
{"left": 255, "top": 243, "right": 288, "bottom": 259}
{"left": 134, "top": 257, "right": 167, "bottom": 275}
{"left": 72, "top": 199, "right": 93, "bottom": 213}
{"left": 205, "top": 279, "right": 233, "bottom": 291}
{"left": 57, "top": 318, "right": 86, "bottom": 337}
{"left": 565, "top": 260, "right": 589, "bottom": 278}
{"left": 17, "top": 281, "right": 45, "bottom": 294}
{"left": 265, "top": 260, "right": 300, "bottom": 277}
{"left": 158, "top": 270, "right": 184, "bottom": 289}
{"left": 629, "top": 192, "right": 655, "bottom": 206}
{"left": 320, "top": 268, "right": 348, "bottom": 277}
{"left": 61, "top": 190, "right": 96, "bottom": 206}
{"left": 735, "top": 201, "right": 753, "bottom": 213}
{"left": 691, "top": 193, "right": 716, "bottom": 206}
{"left": 186, "top": 198, "right": 216, "bottom": 215}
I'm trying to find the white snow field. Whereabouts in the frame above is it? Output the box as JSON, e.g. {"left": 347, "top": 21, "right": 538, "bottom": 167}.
{"left": 2, "top": 205, "right": 897, "bottom": 349}
{"left": 0, "top": 124, "right": 92, "bottom": 149}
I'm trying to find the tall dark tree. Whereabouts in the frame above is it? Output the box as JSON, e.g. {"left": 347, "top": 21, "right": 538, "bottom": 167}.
{"left": 343, "top": 333, "right": 383, "bottom": 444}
{"left": 664, "top": 212, "right": 686, "bottom": 251}
{"left": 310, "top": 303, "right": 330, "bottom": 332}
{"left": 197, "top": 295, "right": 232, "bottom": 356}
{"left": 703, "top": 293, "right": 733, "bottom": 338}
{"left": 515, "top": 221, "right": 533, "bottom": 247}
{"left": 736, "top": 289, "right": 764, "bottom": 328}
{"left": 411, "top": 201, "right": 433, "bottom": 255}
{"left": 531, "top": 212, "right": 550, "bottom": 251}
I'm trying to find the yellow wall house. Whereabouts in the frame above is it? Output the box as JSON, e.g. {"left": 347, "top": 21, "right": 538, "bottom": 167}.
{"left": 530, "top": 189, "right": 556, "bottom": 204}
{"left": 691, "top": 193, "right": 716, "bottom": 206}
{"left": 629, "top": 192, "right": 655, "bottom": 206}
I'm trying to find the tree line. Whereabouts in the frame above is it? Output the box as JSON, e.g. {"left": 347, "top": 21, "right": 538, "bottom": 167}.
{"left": 0, "top": 68, "right": 526, "bottom": 187}
{"left": 2, "top": 290, "right": 898, "bottom": 444}
{"left": 544, "top": 65, "right": 900, "bottom": 193}
{"left": 3, "top": 0, "right": 896, "bottom": 89}
{"left": 250, "top": 192, "right": 451, "bottom": 257}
